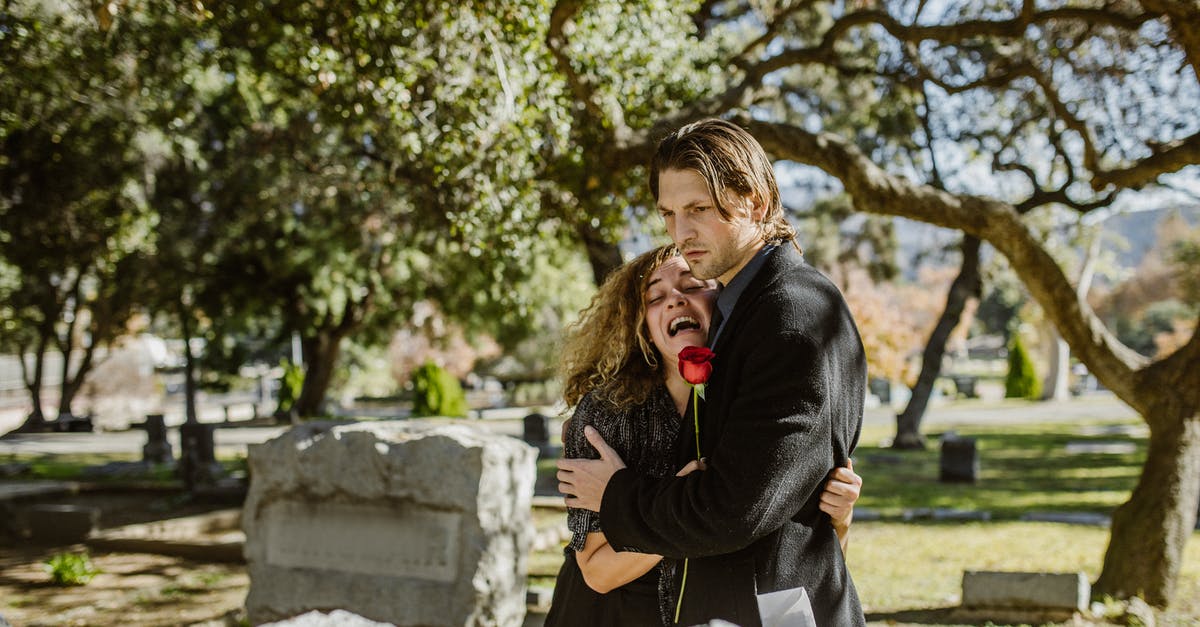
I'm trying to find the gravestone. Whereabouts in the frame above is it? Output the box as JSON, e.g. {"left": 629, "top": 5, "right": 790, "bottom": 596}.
{"left": 243, "top": 422, "right": 536, "bottom": 626}
{"left": 940, "top": 433, "right": 979, "bottom": 483}
{"left": 962, "top": 571, "right": 1089, "bottom": 611}
{"left": 26, "top": 504, "right": 100, "bottom": 544}
{"left": 522, "top": 413, "right": 550, "bottom": 445}
{"left": 950, "top": 375, "right": 978, "bottom": 398}
{"left": 141, "top": 414, "right": 173, "bottom": 465}
{"left": 522, "top": 412, "right": 560, "bottom": 459}
{"left": 179, "top": 422, "right": 223, "bottom": 490}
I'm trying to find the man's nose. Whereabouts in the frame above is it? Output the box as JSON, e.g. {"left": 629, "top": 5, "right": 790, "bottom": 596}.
{"left": 672, "top": 212, "right": 696, "bottom": 243}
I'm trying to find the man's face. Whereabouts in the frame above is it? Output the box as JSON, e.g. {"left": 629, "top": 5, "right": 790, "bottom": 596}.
{"left": 656, "top": 168, "right": 765, "bottom": 285}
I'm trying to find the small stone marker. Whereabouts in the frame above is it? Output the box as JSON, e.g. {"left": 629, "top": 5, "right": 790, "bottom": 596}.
{"left": 1064, "top": 441, "right": 1136, "bottom": 455}
{"left": 939, "top": 433, "right": 978, "bottom": 483}
{"left": 962, "top": 571, "right": 1089, "bottom": 611}
{"left": 141, "top": 414, "right": 173, "bottom": 465}
{"left": 243, "top": 421, "right": 536, "bottom": 626}
{"left": 27, "top": 504, "right": 100, "bottom": 544}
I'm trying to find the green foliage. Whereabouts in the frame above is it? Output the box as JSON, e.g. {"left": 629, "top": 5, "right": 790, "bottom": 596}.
{"left": 1170, "top": 236, "right": 1200, "bottom": 307}
{"left": 411, "top": 361, "right": 468, "bottom": 418}
{"left": 44, "top": 552, "right": 100, "bottom": 586}
{"left": 1004, "top": 333, "right": 1042, "bottom": 400}
{"left": 275, "top": 360, "right": 305, "bottom": 413}
{"left": 1111, "top": 299, "right": 1193, "bottom": 358}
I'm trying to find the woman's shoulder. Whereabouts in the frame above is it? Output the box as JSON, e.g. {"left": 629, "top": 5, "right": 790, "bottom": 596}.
{"left": 566, "top": 389, "right": 622, "bottom": 434}
{"left": 564, "top": 385, "right": 666, "bottom": 442}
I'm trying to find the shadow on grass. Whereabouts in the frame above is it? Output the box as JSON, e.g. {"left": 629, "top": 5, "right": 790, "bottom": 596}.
{"left": 855, "top": 423, "right": 1147, "bottom": 520}
{"left": 866, "top": 607, "right": 964, "bottom": 625}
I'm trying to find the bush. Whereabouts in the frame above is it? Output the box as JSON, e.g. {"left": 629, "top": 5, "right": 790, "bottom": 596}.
{"left": 1005, "top": 334, "right": 1042, "bottom": 400}
{"left": 276, "top": 359, "right": 305, "bottom": 413}
{"left": 411, "top": 361, "right": 468, "bottom": 418}
{"left": 44, "top": 551, "right": 100, "bottom": 586}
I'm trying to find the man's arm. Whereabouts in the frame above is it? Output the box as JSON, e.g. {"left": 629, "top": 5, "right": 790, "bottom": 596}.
{"left": 597, "top": 324, "right": 862, "bottom": 558}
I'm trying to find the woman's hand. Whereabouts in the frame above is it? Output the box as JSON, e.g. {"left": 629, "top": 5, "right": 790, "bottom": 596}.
{"left": 819, "top": 459, "right": 862, "bottom": 551}
{"left": 675, "top": 457, "right": 708, "bottom": 476}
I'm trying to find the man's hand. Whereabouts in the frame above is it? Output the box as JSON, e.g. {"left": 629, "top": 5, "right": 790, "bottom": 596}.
{"left": 819, "top": 459, "right": 861, "bottom": 532}
{"left": 557, "top": 426, "right": 627, "bottom": 512}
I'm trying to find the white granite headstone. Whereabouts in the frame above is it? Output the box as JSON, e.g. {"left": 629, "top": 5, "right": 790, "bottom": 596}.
{"left": 242, "top": 421, "right": 536, "bottom": 626}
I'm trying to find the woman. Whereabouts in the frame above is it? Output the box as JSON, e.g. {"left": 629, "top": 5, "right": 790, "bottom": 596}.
{"left": 545, "top": 245, "right": 862, "bottom": 626}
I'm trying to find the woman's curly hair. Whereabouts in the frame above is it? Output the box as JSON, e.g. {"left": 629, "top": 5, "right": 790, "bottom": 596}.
{"left": 560, "top": 245, "right": 679, "bottom": 409}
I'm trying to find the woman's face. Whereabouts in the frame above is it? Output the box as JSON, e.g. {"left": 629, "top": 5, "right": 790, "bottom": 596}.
{"left": 643, "top": 256, "right": 719, "bottom": 363}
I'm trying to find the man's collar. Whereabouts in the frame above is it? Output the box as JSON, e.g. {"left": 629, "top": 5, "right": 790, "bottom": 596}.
{"left": 710, "top": 243, "right": 777, "bottom": 346}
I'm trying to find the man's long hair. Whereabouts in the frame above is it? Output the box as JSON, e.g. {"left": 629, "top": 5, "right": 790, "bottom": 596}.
{"left": 649, "top": 117, "right": 797, "bottom": 246}
{"left": 559, "top": 245, "right": 679, "bottom": 409}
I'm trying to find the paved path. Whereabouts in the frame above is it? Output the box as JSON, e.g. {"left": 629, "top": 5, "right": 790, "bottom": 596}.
{"left": 0, "top": 393, "right": 1138, "bottom": 458}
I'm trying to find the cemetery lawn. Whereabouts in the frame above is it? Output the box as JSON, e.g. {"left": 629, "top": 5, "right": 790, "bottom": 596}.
{"left": 525, "top": 416, "right": 1200, "bottom": 625}
{"left": 5, "top": 451, "right": 247, "bottom": 485}
{"left": 850, "top": 419, "right": 1150, "bottom": 519}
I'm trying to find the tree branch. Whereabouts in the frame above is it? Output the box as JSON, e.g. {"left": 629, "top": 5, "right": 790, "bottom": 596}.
{"left": 547, "top": 0, "right": 630, "bottom": 142}
{"left": 736, "top": 116, "right": 1155, "bottom": 413}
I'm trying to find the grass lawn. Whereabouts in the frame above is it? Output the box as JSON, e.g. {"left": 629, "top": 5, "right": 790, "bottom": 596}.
{"left": 3, "top": 451, "right": 246, "bottom": 484}
{"left": 851, "top": 419, "right": 1148, "bottom": 519}
{"left": 530, "top": 415, "right": 1200, "bottom": 624}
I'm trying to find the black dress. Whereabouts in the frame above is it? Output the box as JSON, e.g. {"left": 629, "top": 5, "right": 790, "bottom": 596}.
{"left": 544, "top": 385, "right": 682, "bottom": 627}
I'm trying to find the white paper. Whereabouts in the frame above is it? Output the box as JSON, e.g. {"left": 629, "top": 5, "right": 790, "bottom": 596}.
{"left": 756, "top": 586, "right": 816, "bottom": 627}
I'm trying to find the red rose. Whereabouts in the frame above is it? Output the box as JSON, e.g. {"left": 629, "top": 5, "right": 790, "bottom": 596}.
{"left": 678, "top": 345, "right": 715, "bottom": 385}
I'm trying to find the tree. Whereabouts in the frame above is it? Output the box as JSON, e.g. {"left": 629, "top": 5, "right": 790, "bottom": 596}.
{"left": 0, "top": 3, "right": 155, "bottom": 428}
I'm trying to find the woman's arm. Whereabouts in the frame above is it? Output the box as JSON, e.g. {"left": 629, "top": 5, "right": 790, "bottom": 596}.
{"left": 575, "top": 531, "right": 663, "bottom": 594}
{"left": 819, "top": 459, "right": 862, "bottom": 553}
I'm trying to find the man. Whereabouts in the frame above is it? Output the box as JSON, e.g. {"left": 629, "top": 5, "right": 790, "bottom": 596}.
{"left": 557, "top": 118, "right": 867, "bottom": 626}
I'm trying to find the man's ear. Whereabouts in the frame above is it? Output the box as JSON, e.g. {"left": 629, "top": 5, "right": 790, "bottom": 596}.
{"left": 748, "top": 193, "right": 767, "bottom": 222}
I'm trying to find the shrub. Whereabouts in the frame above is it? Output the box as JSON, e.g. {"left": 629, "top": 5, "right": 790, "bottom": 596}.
{"left": 44, "top": 551, "right": 100, "bottom": 586}
{"left": 276, "top": 359, "right": 305, "bottom": 413}
{"left": 1005, "top": 334, "right": 1042, "bottom": 400}
{"left": 411, "top": 361, "right": 468, "bottom": 418}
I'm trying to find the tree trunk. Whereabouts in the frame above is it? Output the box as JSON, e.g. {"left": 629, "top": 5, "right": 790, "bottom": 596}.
{"left": 180, "top": 303, "right": 199, "bottom": 424}
{"left": 56, "top": 343, "right": 97, "bottom": 420}
{"left": 1041, "top": 331, "right": 1071, "bottom": 401}
{"left": 1093, "top": 407, "right": 1200, "bottom": 606}
{"left": 576, "top": 222, "right": 623, "bottom": 286}
{"left": 1044, "top": 228, "right": 1102, "bottom": 401}
{"left": 293, "top": 330, "right": 344, "bottom": 418}
{"left": 894, "top": 235, "right": 982, "bottom": 449}
{"left": 17, "top": 335, "right": 50, "bottom": 431}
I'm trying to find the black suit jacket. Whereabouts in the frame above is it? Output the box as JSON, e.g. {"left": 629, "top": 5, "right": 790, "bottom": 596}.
{"left": 600, "top": 244, "right": 867, "bottom": 626}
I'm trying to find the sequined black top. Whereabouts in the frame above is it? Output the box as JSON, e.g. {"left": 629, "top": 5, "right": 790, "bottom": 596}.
{"left": 563, "top": 383, "right": 682, "bottom": 626}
